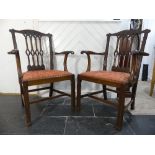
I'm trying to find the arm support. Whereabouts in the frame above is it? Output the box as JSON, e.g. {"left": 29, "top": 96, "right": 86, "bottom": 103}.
{"left": 81, "top": 51, "right": 105, "bottom": 71}
{"left": 130, "top": 50, "right": 149, "bottom": 83}
{"left": 8, "top": 49, "right": 19, "bottom": 55}
{"left": 8, "top": 49, "right": 22, "bottom": 80}
{"left": 55, "top": 51, "right": 74, "bottom": 71}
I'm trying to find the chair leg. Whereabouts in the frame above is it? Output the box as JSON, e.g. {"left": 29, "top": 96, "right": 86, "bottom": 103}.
{"left": 77, "top": 75, "right": 82, "bottom": 111}
{"left": 116, "top": 88, "right": 119, "bottom": 98}
{"left": 131, "top": 83, "right": 137, "bottom": 110}
{"left": 49, "top": 83, "right": 53, "bottom": 97}
{"left": 23, "top": 82, "right": 31, "bottom": 127}
{"left": 71, "top": 75, "right": 75, "bottom": 111}
{"left": 116, "top": 86, "right": 125, "bottom": 130}
{"left": 102, "top": 85, "right": 107, "bottom": 100}
{"left": 20, "top": 84, "right": 24, "bottom": 107}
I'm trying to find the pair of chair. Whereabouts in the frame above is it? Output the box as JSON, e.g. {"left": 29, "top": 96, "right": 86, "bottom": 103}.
{"left": 8, "top": 29, "right": 150, "bottom": 130}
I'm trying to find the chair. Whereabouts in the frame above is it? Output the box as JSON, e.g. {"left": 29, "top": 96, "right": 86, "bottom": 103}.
{"left": 150, "top": 61, "right": 155, "bottom": 96}
{"left": 77, "top": 29, "right": 150, "bottom": 130}
{"left": 8, "top": 29, "right": 75, "bottom": 126}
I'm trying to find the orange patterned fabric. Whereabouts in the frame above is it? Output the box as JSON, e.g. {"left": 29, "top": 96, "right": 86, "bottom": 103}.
{"left": 80, "top": 71, "right": 131, "bottom": 85}
{"left": 22, "top": 70, "right": 72, "bottom": 82}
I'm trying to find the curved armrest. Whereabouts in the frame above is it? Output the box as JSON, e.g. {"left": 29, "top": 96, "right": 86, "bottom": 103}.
{"left": 55, "top": 51, "right": 74, "bottom": 71}
{"left": 8, "top": 49, "right": 19, "bottom": 55}
{"left": 81, "top": 51, "right": 105, "bottom": 71}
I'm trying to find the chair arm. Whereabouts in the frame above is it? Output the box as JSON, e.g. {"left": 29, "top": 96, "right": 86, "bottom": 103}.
{"left": 131, "top": 50, "right": 149, "bottom": 56}
{"left": 8, "top": 49, "right": 22, "bottom": 79}
{"left": 81, "top": 51, "right": 105, "bottom": 55}
{"left": 129, "top": 50, "right": 149, "bottom": 83}
{"left": 8, "top": 49, "right": 19, "bottom": 55}
{"left": 55, "top": 51, "right": 74, "bottom": 55}
{"left": 81, "top": 51, "right": 105, "bottom": 71}
{"left": 55, "top": 51, "right": 74, "bottom": 71}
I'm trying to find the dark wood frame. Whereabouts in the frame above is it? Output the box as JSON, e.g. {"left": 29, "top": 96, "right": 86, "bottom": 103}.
{"left": 77, "top": 29, "right": 150, "bottom": 130}
{"left": 8, "top": 29, "right": 75, "bottom": 126}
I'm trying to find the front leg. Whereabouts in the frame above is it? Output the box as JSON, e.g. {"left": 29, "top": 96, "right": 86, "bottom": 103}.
{"left": 23, "top": 82, "right": 31, "bottom": 127}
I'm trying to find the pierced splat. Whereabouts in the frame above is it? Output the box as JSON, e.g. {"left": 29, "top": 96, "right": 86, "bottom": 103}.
{"left": 111, "top": 32, "right": 140, "bottom": 73}
{"left": 9, "top": 29, "right": 53, "bottom": 71}
{"left": 24, "top": 34, "right": 45, "bottom": 71}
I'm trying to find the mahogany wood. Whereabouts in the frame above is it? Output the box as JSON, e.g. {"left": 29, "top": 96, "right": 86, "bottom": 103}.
{"left": 8, "top": 29, "right": 75, "bottom": 126}
{"left": 77, "top": 29, "right": 150, "bottom": 130}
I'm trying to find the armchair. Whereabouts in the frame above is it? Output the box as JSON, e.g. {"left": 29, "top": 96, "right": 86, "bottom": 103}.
{"left": 77, "top": 29, "right": 150, "bottom": 130}
{"left": 8, "top": 29, "right": 75, "bottom": 126}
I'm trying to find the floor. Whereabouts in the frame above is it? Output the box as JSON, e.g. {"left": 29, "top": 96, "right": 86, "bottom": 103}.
{"left": 0, "top": 82, "right": 155, "bottom": 135}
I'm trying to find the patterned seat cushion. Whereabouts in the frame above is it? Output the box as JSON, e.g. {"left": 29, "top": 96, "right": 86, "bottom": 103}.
{"left": 79, "top": 71, "right": 131, "bottom": 86}
{"left": 22, "top": 70, "right": 72, "bottom": 82}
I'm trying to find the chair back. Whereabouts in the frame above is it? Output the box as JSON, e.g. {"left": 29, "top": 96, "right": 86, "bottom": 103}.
{"left": 10, "top": 29, "right": 54, "bottom": 71}
{"left": 104, "top": 29, "right": 150, "bottom": 80}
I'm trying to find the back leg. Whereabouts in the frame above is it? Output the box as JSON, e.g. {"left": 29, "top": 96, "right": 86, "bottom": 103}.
{"left": 77, "top": 76, "right": 82, "bottom": 112}
{"left": 49, "top": 83, "right": 53, "bottom": 97}
{"left": 102, "top": 85, "right": 107, "bottom": 100}
{"left": 131, "top": 83, "right": 138, "bottom": 110}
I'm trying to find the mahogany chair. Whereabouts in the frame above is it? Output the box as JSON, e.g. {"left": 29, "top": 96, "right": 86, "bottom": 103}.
{"left": 77, "top": 29, "right": 150, "bottom": 130}
{"left": 8, "top": 29, "right": 75, "bottom": 126}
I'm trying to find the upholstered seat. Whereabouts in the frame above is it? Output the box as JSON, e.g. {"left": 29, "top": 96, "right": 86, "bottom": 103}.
{"left": 23, "top": 70, "right": 72, "bottom": 82}
{"left": 79, "top": 71, "right": 131, "bottom": 86}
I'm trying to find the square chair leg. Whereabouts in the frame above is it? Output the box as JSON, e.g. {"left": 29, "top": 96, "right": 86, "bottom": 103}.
{"left": 115, "top": 86, "right": 125, "bottom": 130}
{"left": 23, "top": 82, "right": 31, "bottom": 127}
{"left": 77, "top": 76, "right": 81, "bottom": 111}
{"left": 71, "top": 75, "right": 75, "bottom": 111}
